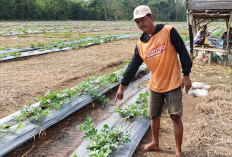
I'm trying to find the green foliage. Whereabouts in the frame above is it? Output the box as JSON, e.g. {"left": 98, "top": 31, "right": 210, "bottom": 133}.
{"left": 14, "top": 122, "right": 23, "bottom": 132}
{"left": 115, "top": 90, "right": 149, "bottom": 119}
{"left": 17, "top": 34, "right": 28, "bottom": 38}
{"left": 35, "top": 42, "right": 46, "bottom": 47}
{"left": 0, "top": 124, "right": 12, "bottom": 134}
{"left": 72, "top": 154, "right": 78, "bottom": 157}
{"left": 1, "top": 46, "right": 9, "bottom": 50}
{"left": 20, "top": 105, "right": 50, "bottom": 122}
{"left": 210, "top": 25, "right": 226, "bottom": 38}
{"left": 99, "top": 73, "right": 119, "bottom": 86}
{"left": 8, "top": 51, "right": 23, "bottom": 57}
{"left": 35, "top": 68, "right": 125, "bottom": 114}
{"left": 182, "top": 35, "right": 189, "bottom": 42}
{"left": 0, "top": 34, "right": 131, "bottom": 59}
{"left": 97, "top": 95, "right": 109, "bottom": 105}
{"left": 123, "top": 59, "right": 131, "bottom": 65}
{"left": 0, "top": 64, "right": 145, "bottom": 136}
{"left": 29, "top": 43, "right": 35, "bottom": 48}
{"left": 1, "top": 137, "right": 6, "bottom": 142}
{"left": 58, "top": 43, "right": 65, "bottom": 49}
{"left": 0, "top": 0, "right": 186, "bottom": 21}
{"left": 79, "top": 118, "right": 131, "bottom": 156}
{"left": 64, "top": 32, "right": 73, "bottom": 38}
{"left": 79, "top": 117, "right": 97, "bottom": 140}
{"left": 39, "top": 90, "right": 72, "bottom": 109}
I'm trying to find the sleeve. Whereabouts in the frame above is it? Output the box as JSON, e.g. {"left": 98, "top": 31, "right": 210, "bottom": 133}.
{"left": 170, "top": 27, "right": 192, "bottom": 76}
{"left": 121, "top": 46, "right": 143, "bottom": 86}
{"left": 194, "top": 31, "right": 200, "bottom": 40}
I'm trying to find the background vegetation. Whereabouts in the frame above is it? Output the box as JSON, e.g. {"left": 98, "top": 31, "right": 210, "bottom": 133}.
{"left": 0, "top": 0, "right": 186, "bottom": 21}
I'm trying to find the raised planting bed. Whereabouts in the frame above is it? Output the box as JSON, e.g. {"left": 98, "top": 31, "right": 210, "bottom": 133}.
{"left": 0, "top": 26, "right": 137, "bottom": 37}
{"left": 0, "top": 64, "right": 148, "bottom": 156}
{"left": 0, "top": 33, "right": 139, "bottom": 62}
{"left": 71, "top": 86, "right": 151, "bottom": 157}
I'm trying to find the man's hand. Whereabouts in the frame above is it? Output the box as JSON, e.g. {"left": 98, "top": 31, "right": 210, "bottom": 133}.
{"left": 115, "top": 84, "right": 125, "bottom": 103}
{"left": 182, "top": 76, "right": 192, "bottom": 93}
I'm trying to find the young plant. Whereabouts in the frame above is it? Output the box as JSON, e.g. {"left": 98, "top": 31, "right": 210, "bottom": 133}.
{"left": 29, "top": 43, "right": 35, "bottom": 48}
{"left": 13, "top": 122, "right": 23, "bottom": 132}
{"left": 115, "top": 90, "right": 149, "bottom": 119}
{"left": 0, "top": 124, "right": 12, "bottom": 134}
{"left": 96, "top": 95, "right": 109, "bottom": 105}
{"left": 79, "top": 117, "right": 131, "bottom": 157}
{"left": 19, "top": 105, "right": 50, "bottom": 122}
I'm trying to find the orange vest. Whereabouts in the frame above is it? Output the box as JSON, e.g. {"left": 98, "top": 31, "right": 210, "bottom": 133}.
{"left": 137, "top": 25, "right": 181, "bottom": 93}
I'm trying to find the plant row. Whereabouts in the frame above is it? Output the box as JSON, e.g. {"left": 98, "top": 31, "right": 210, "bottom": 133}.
{"left": 77, "top": 89, "right": 150, "bottom": 157}
{"left": 74, "top": 117, "right": 131, "bottom": 157}
{"left": 0, "top": 35, "right": 118, "bottom": 58}
{"left": 0, "top": 33, "right": 138, "bottom": 59}
{"left": 115, "top": 90, "right": 149, "bottom": 119}
{"left": 0, "top": 34, "right": 101, "bottom": 51}
{"left": 209, "top": 24, "right": 226, "bottom": 38}
{"left": 0, "top": 63, "right": 148, "bottom": 144}
{"left": 0, "top": 27, "right": 136, "bottom": 37}
{"left": 1, "top": 66, "right": 124, "bottom": 125}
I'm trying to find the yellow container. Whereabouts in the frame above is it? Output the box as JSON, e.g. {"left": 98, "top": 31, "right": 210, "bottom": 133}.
{"left": 204, "top": 38, "right": 208, "bottom": 44}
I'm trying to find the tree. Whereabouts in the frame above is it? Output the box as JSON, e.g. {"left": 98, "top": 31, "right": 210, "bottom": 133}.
{"left": 175, "top": 0, "right": 186, "bottom": 21}
{"left": 148, "top": 0, "right": 170, "bottom": 21}
{"left": 0, "top": 0, "right": 15, "bottom": 19}
{"left": 69, "top": 1, "right": 85, "bottom": 20}
{"left": 0, "top": 0, "right": 187, "bottom": 21}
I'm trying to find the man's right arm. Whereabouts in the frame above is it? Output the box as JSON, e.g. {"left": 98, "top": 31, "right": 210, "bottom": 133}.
{"left": 121, "top": 46, "right": 143, "bottom": 86}
{"left": 115, "top": 46, "right": 143, "bottom": 102}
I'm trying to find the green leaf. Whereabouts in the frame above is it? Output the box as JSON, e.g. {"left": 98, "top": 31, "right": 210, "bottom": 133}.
{"left": 72, "top": 153, "right": 78, "bottom": 157}
{"left": 14, "top": 122, "right": 23, "bottom": 132}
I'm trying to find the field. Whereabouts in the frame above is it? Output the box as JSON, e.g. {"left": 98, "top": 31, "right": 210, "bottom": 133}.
{"left": 0, "top": 21, "right": 231, "bottom": 157}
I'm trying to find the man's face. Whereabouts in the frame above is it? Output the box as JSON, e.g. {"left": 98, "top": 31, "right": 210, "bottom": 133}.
{"left": 201, "top": 27, "right": 206, "bottom": 32}
{"left": 134, "top": 15, "right": 153, "bottom": 34}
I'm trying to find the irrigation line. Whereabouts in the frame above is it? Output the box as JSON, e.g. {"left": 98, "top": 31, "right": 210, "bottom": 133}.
{"left": 0, "top": 66, "right": 147, "bottom": 157}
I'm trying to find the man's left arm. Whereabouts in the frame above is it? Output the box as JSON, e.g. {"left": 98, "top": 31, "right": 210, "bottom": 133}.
{"left": 170, "top": 27, "right": 192, "bottom": 93}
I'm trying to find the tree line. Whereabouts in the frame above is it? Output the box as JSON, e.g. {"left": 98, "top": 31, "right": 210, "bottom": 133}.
{"left": 0, "top": 0, "right": 186, "bottom": 21}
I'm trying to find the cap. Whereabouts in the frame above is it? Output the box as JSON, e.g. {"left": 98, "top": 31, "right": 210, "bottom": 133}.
{"left": 133, "top": 5, "right": 152, "bottom": 20}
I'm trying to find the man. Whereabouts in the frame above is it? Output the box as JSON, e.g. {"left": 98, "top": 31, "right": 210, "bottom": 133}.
{"left": 194, "top": 25, "right": 209, "bottom": 46}
{"left": 114, "top": 5, "right": 192, "bottom": 157}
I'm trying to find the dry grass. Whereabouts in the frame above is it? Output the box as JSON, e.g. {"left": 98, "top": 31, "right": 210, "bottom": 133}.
{"left": 183, "top": 63, "right": 232, "bottom": 157}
